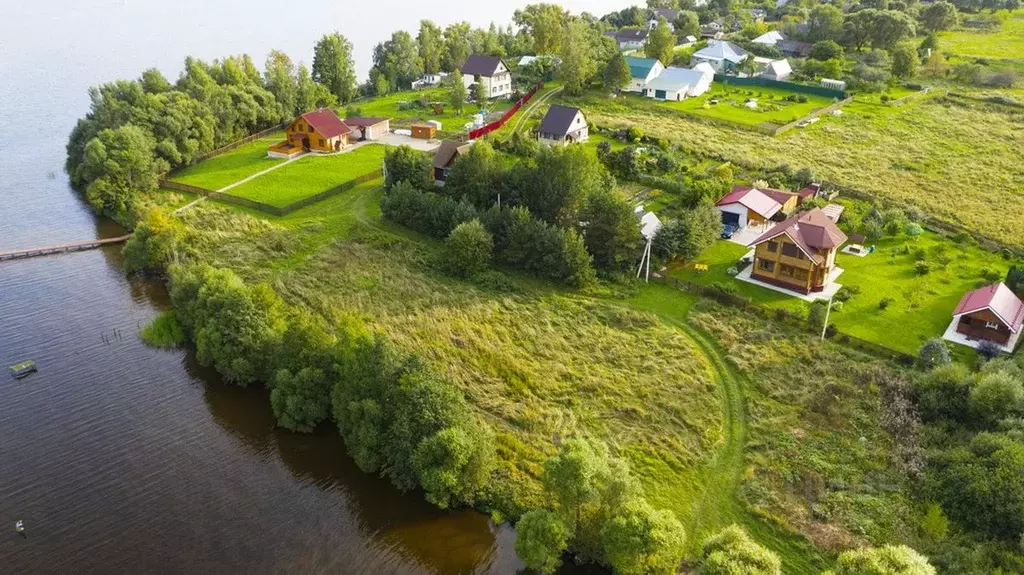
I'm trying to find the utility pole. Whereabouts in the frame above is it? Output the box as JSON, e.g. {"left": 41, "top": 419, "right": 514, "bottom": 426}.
{"left": 820, "top": 296, "right": 833, "bottom": 341}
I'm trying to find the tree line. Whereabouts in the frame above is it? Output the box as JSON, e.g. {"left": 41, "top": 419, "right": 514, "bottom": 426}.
{"left": 65, "top": 33, "right": 361, "bottom": 225}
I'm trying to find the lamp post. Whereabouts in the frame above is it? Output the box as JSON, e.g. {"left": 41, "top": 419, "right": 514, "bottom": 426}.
{"left": 820, "top": 295, "right": 833, "bottom": 341}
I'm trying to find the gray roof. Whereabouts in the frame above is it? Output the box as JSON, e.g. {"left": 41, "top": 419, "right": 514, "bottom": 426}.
{"left": 693, "top": 41, "right": 748, "bottom": 63}
{"left": 644, "top": 67, "right": 709, "bottom": 93}
{"left": 653, "top": 8, "right": 681, "bottom": 21}
{"left": 538, "top": 105, "right": 583, "bottom": 137}
{"left": 614, "top": 28, "right": 648, "bottom": 42}
{"left": 462, "top": 55, "right": 505, "bottom": 77}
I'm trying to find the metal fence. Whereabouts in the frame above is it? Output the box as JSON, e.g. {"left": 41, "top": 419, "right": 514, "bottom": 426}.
{"left": 468, "top": 84, "right": 541, "bottom": 140}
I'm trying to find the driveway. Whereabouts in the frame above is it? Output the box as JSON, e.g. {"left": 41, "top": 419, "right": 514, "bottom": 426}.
{"left": 377, "top": 133, "right": 442, "bottom": 151}
{"left": 728, "top": 222, "right": 772, "bottom": 247}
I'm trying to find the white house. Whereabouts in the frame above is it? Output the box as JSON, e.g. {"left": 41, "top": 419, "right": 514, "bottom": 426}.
{"left": 462, "top": 55, "right": 512, "bottom": 99}
{"left": 642, "top": 66, "right": 713, "bottom": 101}
{"left": 411, "top": 72, "right": 447, "bottom": 90}
{"left": 608, "top": 28, "right": 649, "bottom": 51}
{"left": 537, "top": 105, "right": 589, "bottom": 146}
{"left": 692, "top": 41, "right": 749, "bottom": 74}
{"left": 624, "top": 56, "right": 665, "bottom": 93}
{"left": 760, "top": 59, "right": 792, "bottom": 81}
{"left": 752, "top": 31, "right": 785, "bottom": 46}
{"left": 649, "top": 8, "right": 680, "bottom": 30}
{"left": 715, "top": 187, "right": 784, "bottom": 230}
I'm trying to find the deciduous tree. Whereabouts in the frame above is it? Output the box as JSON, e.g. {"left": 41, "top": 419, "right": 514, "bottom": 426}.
{"left": 515, "top": 510, "right": 571, "bottom": 573}
{"left": 601, "top": 499, "right": 687, "bottom": 575}
{"left": 558, "top": 18, "right": 600, "bottom": 95}
{"left": 920, "top": 1, "right": 958, "bottom": 31}
{"left": 832, "top": 545, "right": 935, "bottom": 575}
{"left": 808, "top": 4, "right": 845, "bottom": 43}
{"left": 890, "top": 43, "right": 920, "bottom": 79}
{"left": 312, "top": 32, "right": 358, "bottom": 103}
{"left": 264, "top": 50, "right": 298, "bottom": 117}
{"left": 418, "top": 20, "right": 445, "bottom": 74}
{"left": 698, "top": 525, "right": 781, "bottom": 575}
{"left": 446, "top": 219, "right": 494, "bottom": 277}
{"left": 603, "top": 51, "right": 632, "bottom": 91}
{"left": 514, "top": 3, "right": 568, "bottom": 54}
{"left": 645, "top": 17, "right": 676, "bottom": 66}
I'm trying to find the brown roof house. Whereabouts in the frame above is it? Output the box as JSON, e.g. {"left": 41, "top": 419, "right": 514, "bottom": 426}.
{"left": 461, "top": 55, "right": 512, "bottom": 100}
{"left": 537, "top": 105, "right": 588, "bottom": 146}
{"left": 269, "top": 109, "right": 352, "bottom": 158}
{"left": 744, "top": 208, "right": 847, "bottom": 297}
{"left": 432, "top": 140, "right": 472, "bottom": 186}
{"left": 344, "top": 117, "right": 390, "bottom": 141}
{"left": 944, "top": 283, "right": 1024, "bottom": 352}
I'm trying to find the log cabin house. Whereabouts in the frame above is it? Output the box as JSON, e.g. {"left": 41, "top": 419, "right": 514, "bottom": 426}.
{"left": 951, "top": 283, "right": 1024, "bottom": 348}
{"left": 269, "top": 109, "right": 352, "bottom": 158}
{"left": 747, "top": 208, "right": 847, "bottom": 294}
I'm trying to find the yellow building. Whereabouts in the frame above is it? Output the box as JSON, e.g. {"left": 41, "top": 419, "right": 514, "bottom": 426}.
{"left": 269, "top": 109, "right": 352, "bottom": 158}
{"left": 748, "top": 208, "right": 847, "bottom": 294}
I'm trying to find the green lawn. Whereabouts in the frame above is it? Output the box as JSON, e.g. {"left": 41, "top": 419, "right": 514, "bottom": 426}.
{"left": 224, "top": 144, "right": 385, "bottom": 208}
{"left": 851, "top": 85, "right": 922, "bottom": 105}
{"left": 170, "top": 133, "right": 285, "bottom": 191}
{"left": 654, "top": 84, "right": 836, "bottom": 127}
{"left": 353, "top": 87, "right": 511, "bottom": 134}
{"left": 667, "top": 230, "right": 1012, "bottom": 355}
{"left": 939, "top": 12, "right": 1024, "bottom": 60}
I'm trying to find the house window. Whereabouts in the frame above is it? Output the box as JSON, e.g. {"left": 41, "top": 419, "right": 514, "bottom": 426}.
{"left": 779, "top": 264, "right": 808, "bottom": 281}
{"left": 758, "top": 259, "right": 775, "bottom": 273}
{"left": 985, "top": 321, "right": 1000, "bottom": 330}
{"left": 781, "top": 243, "right": 801, "bottom": 258}
{"left": 960, "top": 316, "right": 971, "bottom": 325}
{"left": 767, "top": 241, "right": 778, "bottom": 253}
{"left": 308, "top": 126, "right": 314, "bottom": 133}
{"left": 318, "top": 138, "right": 325, "bottom": 146}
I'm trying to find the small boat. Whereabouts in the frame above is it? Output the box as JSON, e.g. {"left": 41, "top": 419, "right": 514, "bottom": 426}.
{"left": 14, "top": 520, "right": 24, "bottom": 533}
{"left": 9, "top": 361, "right": 37, "bottom": 379}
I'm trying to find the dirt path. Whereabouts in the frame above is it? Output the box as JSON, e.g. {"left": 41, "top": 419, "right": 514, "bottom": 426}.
{"left": 503, "top": 86, "right": 564, "bottom": 140}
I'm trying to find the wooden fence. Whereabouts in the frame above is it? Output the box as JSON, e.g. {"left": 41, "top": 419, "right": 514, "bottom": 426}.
{"left": 161, "top": 168, "right": 382, "bottom": 216}
{"left": 657, "top": 275, "right": 917, "bottom": 365}
{"left": 167, "top": 124, "right": 285, "bottom": 176}
{"left": 468, "top": 84, "right": 541, "bottom": 140}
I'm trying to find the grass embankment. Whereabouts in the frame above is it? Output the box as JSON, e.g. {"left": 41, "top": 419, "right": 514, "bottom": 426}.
{"left": 223, "top": 144, "right": 385, "bottom": 208}
{"left": 654, "top": 85, "right": 835, "bottom": 126}
{"left": 160, "top": 178, "right": 918, "bottom": 571}
{"left": 580, "top": 92, "right": 1024, "bottom": 248}
{"left": 170, "top": 133, "right": 285, "bottom": 190}
{"left": 668, "top": 231, "right": 1012, "bottom": 355}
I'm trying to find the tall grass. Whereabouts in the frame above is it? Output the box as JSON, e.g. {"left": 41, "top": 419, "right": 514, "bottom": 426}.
{"left": 139, "top": 311, "right": 184, "bottom": 348}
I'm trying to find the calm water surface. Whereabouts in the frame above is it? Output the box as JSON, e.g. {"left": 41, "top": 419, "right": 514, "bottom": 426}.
{"left": 0, "top": 0, "right": 629, "bottom": 572}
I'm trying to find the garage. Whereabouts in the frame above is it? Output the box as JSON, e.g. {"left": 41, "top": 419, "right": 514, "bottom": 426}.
{"left": 721, "top": 211, "right": 740, "bottom": 226}
{"left": 655, "top": 89, "right": 667, "bottom": 99}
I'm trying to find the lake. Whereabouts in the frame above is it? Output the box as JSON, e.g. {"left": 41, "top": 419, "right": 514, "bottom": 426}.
{"left": 0, "top": 0, "right": 628, "bottom": 572}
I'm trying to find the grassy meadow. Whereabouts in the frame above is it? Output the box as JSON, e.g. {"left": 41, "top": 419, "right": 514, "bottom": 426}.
{"left": 655, "top": 84, "right": 836, "bottom": 126}
{"left": 170, "top": 132, "right": 285, "bottom": 190}
{"left": 580, "top": 93, "right": 1024, "bottom": 248}
{"left": 667, "top": 229, "right": 1012, "bottom": 355}
{"left": 352, "top": 87, "right": 511, "bottom": 133}
{"left": 938, "top": 12, "right": 1024, "bottom": 60}
{"left": 223, "top": 144, "right": 385, "bottom": 208}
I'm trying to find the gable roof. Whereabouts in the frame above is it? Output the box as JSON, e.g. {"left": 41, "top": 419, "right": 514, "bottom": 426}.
{"left": 614, "top": 28, "right": 649, "bottom": 42}
{"left": 433, "top": 140, "right": 471, "bottom": 169}
{"left": 779, "top": 40, "right": 812, "bottom": 56}
{"left": 953, "top": 283, "right": 1024, "bottom": 332}
{"left": 752, "top": 31, "right": 785, "bottom": 45}
{"left": 344, "top": 116, "right": 388, "bottom": 127}
{"left": 652, "top": 8, "right": 681, "bottom": 21}
{"left": 694, "top": 41, "right": 748, "bottom": 63}
{"left": 692, "top": 62, "right": 717, "bottom": 76}
{"left": 299, "top": 108, "right": 351, "bottom": 139}
{"left": 748, "top": 208, "right": 848, "bottom": 264}
{"left": 538, "top": 105, "right": 584, "bottom": 137}
{"left": 644, "top": 66, "right": 709, "bottom": 93}
{"left": 462, "top": 55, "right": 505, "bottom": 77}
{"left": 757, "top": 187, "right": 797, "bottom": 207}
{"left": 626, "top": 56, "right": 662, "bottom": 79}
{"left": 716, "top": 186, "right": 782, "bottom": 219}
{"left": 764, "top": 59, "right": 792, "bottom": 77}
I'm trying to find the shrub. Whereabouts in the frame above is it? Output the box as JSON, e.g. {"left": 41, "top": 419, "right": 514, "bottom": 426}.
{"left": 879, "top": 297, "right": 893, "bottom": 309}
{"left": 446, "top": 219, "right": 494, "bottom": 277}
{"left": 976, "top": 340, "right": 1003, "bottom": 361}
{"left": 698, "top": 525, "right": 781, "bottom": 575}
{"left": 832, "top": 545, "right": 935, "bottom": 575}
{"left": 515, "top": 510, "right": 570, "bottom": 573}
{"left": 915, "top": 363, "right": 971, "bottom": 423}
{"left": 904, "top": 222, "right": 923, "bottom": 239}
{"left": 808, "top": 300, "right": 829, "bottom": 331}
{"left": 916, "top": 261, "right": 931, "bottom": 275}
{"left": 602, "top": 499, "right": 687, "bottom": 575}
{"left": 626, "top": 125, "right": 644, "bottom": 142}
{"left": 384, "top": 145, "right": 431, "bottom": 191}
{"left": 919, "top": 503, "right": 949, "bottom": 541}
{"left": 881, "top": 94, "right": 891, "bottom": 103}
{"left": 918, "top": 338, "right": 951, "bottom": 369}
{"left": 139, "top": 311, "right": 184, "bottom": 348}
{"left": 970, "top": 370, "right": 1024, "bottom": 426}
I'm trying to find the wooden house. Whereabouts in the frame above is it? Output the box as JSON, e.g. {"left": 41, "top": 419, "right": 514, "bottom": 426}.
{"left": 432, "top": 140, "right": 472, "bottom": 185}
{"left": 951, "top": 283, "right": 1024, "bottom": 347}
{"left": 269, "top": 109, "right": 352, "bottom": 158}
{"left": 747, "top": 208, "right": 847, "bottom": 294}
{"left": 461, "top": 55, "right": 513, "bottom": 100}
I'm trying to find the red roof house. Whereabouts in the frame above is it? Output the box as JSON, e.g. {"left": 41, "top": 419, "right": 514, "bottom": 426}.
{"left": 269, "top": 108, "right": 352, "bottom": 157}
{"left": 746, "top": 208, "right": 847, "bottom": 293}
{"left": 716, "top": 186, "right": 783, "bottom": 229}
{"left": 951, "top": 283, "right": 1024, "bottom": 347}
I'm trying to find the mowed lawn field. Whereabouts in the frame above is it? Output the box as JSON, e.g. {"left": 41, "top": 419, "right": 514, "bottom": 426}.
{"left": 224, "top": 144, "right": 386, "bottom": 208}
{"left": 170, "top": 132, "right": 285, "bottom": 191}
{"left": 355, "top": 87, "right": 512, "bottom": 132}
{"left": 654, "top": 84, "right": 836, "bottom": 126}
{"left": 585, "top": 94, "right": 1024, "bottom": 248}
{"left": 667, "top": 231, "right": 1012, "bottom": 354}
{"left": 939, "top": 12, "right": 1024, "bottom": 59}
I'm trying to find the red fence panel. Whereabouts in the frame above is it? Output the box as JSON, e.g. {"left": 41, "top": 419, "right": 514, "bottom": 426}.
{"left": 467, "top": 84, "right": 542, "bottom": 140}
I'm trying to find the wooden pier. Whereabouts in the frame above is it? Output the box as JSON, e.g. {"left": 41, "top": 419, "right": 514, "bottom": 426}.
{"left": 0, "top": 234, "right": 132, "bottom": 262}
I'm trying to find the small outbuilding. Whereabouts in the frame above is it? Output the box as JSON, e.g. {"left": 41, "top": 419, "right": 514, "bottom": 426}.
{"left": 715, "top": 186, "right": 784, "bottom": 229}
{"left": 344, "top": 117, "right": 390, "bottom": 141}
{"left": 642, "top": 66, "right": 713, "bottom": 101}
{"left": 945, "top": 283, "right": 1024, "bottom": 352}
{"left": 432, "top": 140, "right": 472, "bottom": 185}
{"left": 537, "top": 105, "right": 589, "bottom": 146}
{"left": 411, "top": 123, "right": 437, "bottom": 140}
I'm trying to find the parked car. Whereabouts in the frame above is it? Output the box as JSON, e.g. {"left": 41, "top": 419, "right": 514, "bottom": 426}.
{"left": 721, "top": 224, "right": 737, "bottom": 239}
